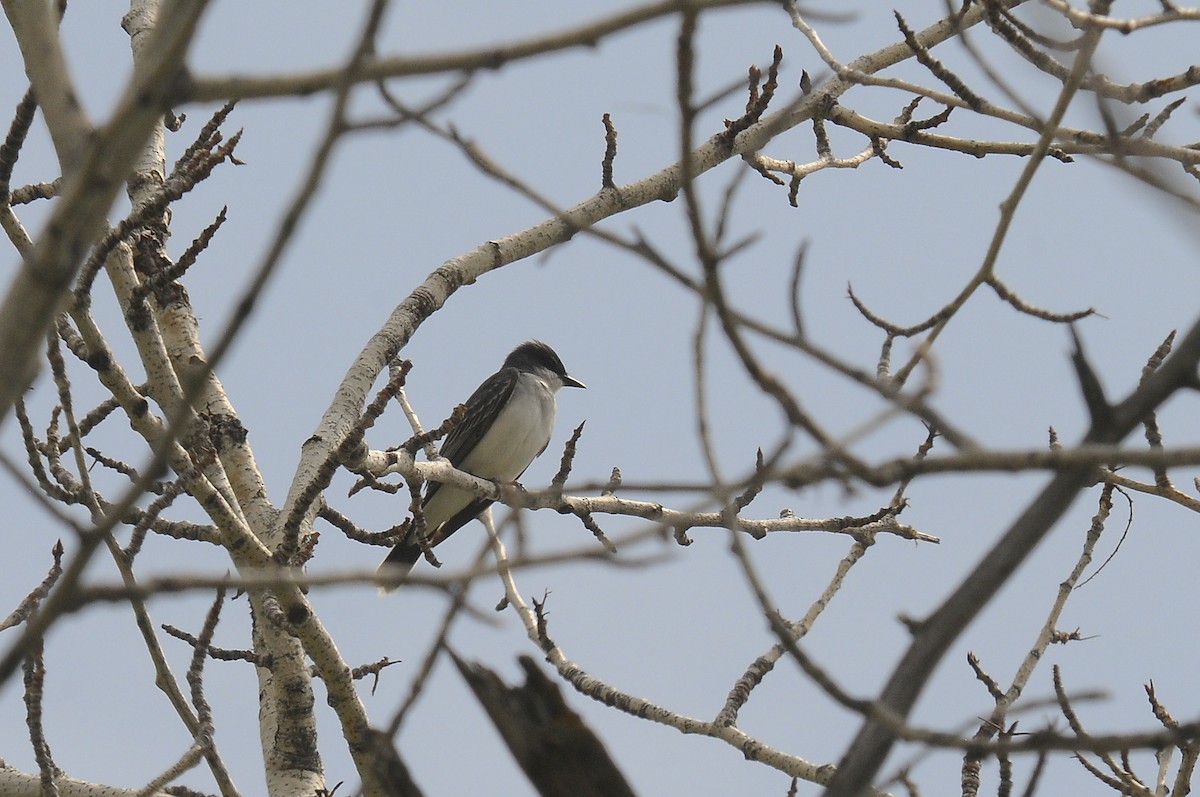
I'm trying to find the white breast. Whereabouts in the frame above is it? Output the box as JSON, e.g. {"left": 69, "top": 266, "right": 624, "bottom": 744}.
{"left": 419, "top": 370, "right": 562, "bottom": 534}
{"left": 459, "top": 372, "right": 557, "bottom": 480}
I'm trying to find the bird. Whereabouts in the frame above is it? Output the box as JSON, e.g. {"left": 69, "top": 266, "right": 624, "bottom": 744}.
{"left": 378, "top": 340, "right": 585, "bottom": 589}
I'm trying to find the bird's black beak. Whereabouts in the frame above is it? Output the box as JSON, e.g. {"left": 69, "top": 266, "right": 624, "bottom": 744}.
{"left": 562, "top": 375, "right": 586, "bottom": 389}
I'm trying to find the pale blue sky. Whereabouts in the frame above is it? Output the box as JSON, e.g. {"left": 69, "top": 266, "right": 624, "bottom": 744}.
{"left": 3, "top": 2, "right": 1200, "bottom": 795}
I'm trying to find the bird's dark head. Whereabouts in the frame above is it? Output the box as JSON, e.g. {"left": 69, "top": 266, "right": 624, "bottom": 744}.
{"left": 506, "top": 340, "right": 585, "bottom": 389}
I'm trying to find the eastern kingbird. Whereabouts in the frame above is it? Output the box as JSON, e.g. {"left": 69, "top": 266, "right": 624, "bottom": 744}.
{"left": 378, "top": 340, "right": 584, "bottom": 588}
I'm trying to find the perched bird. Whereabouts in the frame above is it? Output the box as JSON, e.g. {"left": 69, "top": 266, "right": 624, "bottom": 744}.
{"left": 378, "top": 340, "right": 585, "bottom": 588}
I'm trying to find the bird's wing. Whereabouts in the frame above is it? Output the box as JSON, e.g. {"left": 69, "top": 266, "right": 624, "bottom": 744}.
{"left": 426, "top": 496, "right": 495, "bottom": 546}
{"left": 381, "top": 367, "right": 528, "bottom": 582}
{"left": 429, "top": 441, "right": 556, "bottom": 546}
{"left": 423, "top": 366, "right": 519, "bottom": 508}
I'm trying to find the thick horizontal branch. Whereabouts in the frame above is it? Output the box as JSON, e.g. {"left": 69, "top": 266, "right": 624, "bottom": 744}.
{"left": 63, "top": 541, "right": 664, "bottom": 605}
{"left": 1043, "top": 0, "right": 1200, "bottom": 33}
{"left": 0, "top": 766, "right": 174, "bottom": 797}
{"left": 362, "top": 450, "right": 933, "bottom": 543}
{"left": 784, "top": 444, "right": 1200, "bottom": 488}
{"left": 826, "top": 103, "right": 1200, "bottom": 165}
{"left": 183, "top": 0, "right": 771, "bottom": 103}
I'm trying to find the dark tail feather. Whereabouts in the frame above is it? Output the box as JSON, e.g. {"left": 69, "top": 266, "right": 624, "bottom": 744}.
{"left": 377, "top": 542, "right": 421, "bottom": 594}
